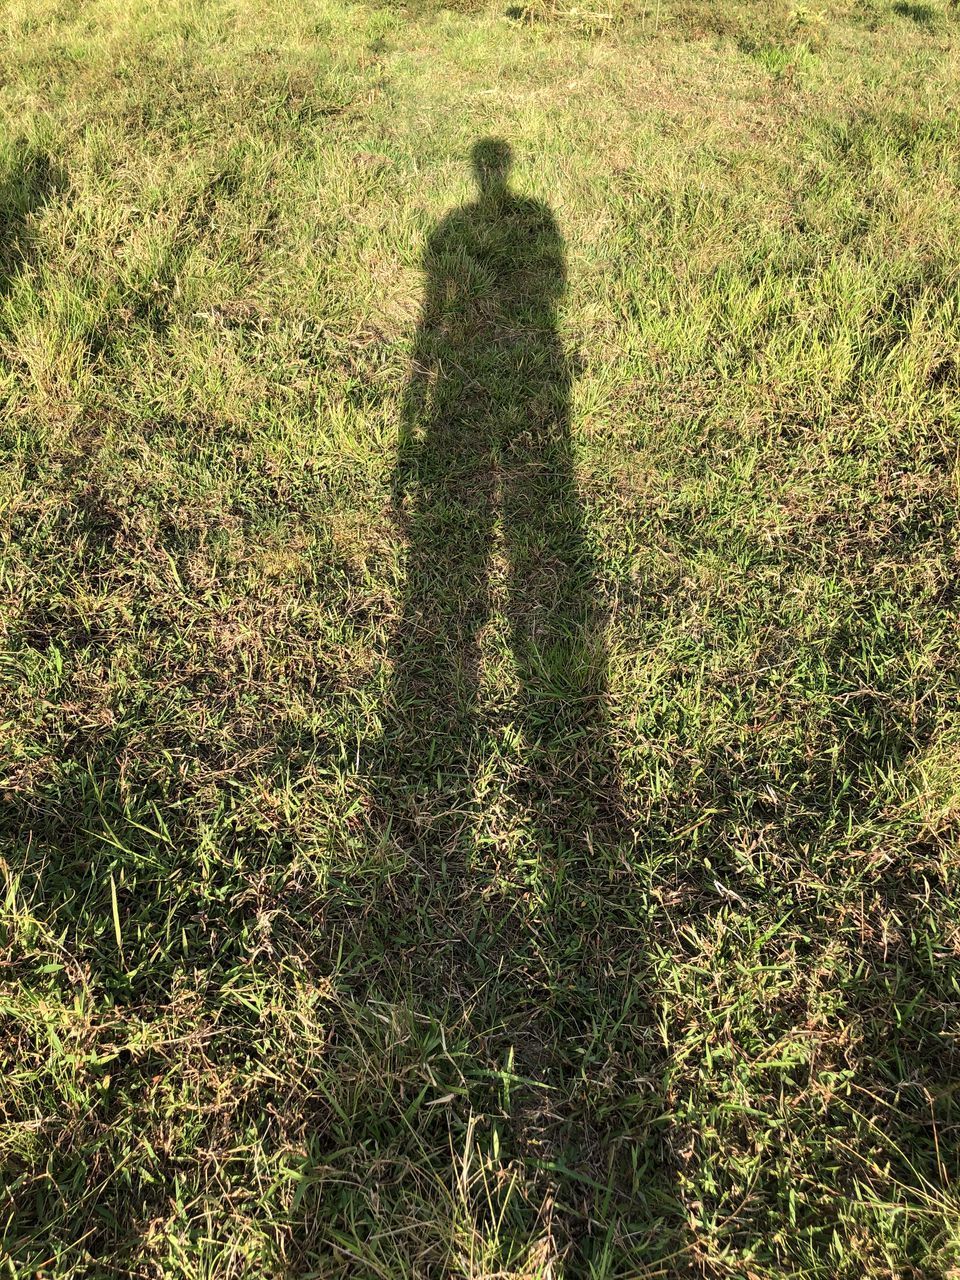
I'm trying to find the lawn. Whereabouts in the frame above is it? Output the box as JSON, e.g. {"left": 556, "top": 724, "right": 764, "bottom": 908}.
{"left": 2, "top": 0, "right": 960, "bottom": 1275}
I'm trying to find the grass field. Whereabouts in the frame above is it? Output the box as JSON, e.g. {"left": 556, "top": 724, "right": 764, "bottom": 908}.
{"left": 3, "top": 0, "right": 960, "bottom": 1274}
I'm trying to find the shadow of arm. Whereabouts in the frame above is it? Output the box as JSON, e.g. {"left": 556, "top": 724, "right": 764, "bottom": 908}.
{"left": 393, "top": 331, "right": 434, "bottom": 513}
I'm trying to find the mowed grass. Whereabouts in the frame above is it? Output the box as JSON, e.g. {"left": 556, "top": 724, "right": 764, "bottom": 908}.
{"left": 2, "top": 0, "right": 960, "bottom": 1274}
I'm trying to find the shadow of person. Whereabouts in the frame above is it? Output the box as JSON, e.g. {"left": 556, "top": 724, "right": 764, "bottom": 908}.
{"left": 353, "top": 140, "right": 674, "bottom": 1265}
{"left": 378, "top": 135, "right": 625, "bottom": 976}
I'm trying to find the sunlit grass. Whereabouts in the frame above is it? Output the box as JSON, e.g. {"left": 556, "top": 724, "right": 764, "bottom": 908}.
{"left": 2, "top": 0, "right": 960, "bottom": 1275}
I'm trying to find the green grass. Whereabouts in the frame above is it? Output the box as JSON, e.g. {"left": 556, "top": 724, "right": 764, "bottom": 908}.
{"left": 2, "top": 0, "right": 960, "bottom": 1275}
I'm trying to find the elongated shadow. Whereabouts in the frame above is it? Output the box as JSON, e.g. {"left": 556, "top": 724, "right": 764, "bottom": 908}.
{"left": 353, "top": 140, "right": 678, "bottom": 1269}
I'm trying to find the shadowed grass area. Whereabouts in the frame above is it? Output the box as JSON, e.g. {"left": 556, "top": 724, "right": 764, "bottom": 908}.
{"left": 2, "top": 0, "right": 960, "bottom": 1275}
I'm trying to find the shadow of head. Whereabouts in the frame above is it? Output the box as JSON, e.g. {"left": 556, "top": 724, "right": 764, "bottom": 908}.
{"left": 471, "top": 137, "right": 512, "bottom": 199}
{"left": 450, "top": 136, "right": 566, "bottom": 314}
{"left": 892, "top": 0, "right": 938, "bottom": 23}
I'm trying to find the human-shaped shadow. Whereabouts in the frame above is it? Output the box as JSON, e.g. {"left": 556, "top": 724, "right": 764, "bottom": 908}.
{"left": 359, "top": 138, "right": 660, "bottom": 1265}
{"left": 374, "top": 138, "right": 625, "bottom": 1031}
